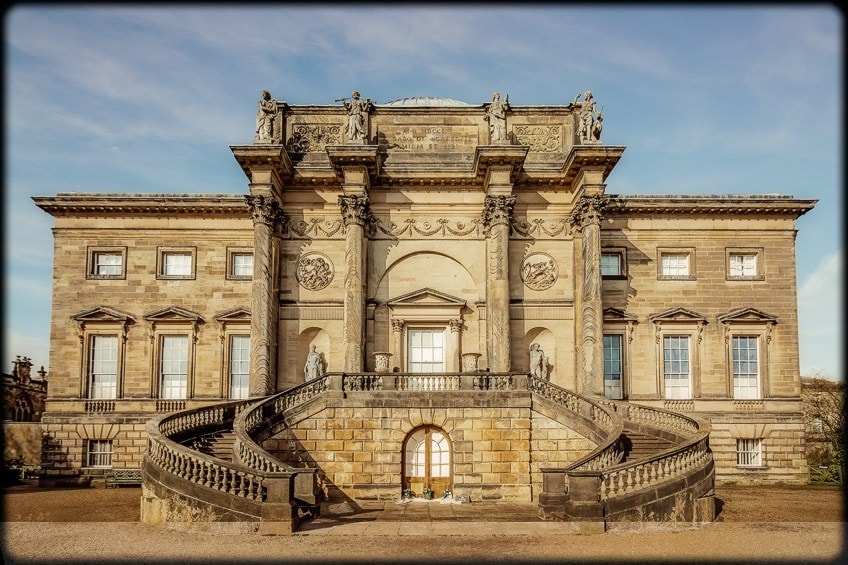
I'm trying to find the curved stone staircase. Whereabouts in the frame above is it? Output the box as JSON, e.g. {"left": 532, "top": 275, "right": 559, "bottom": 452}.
{"left": 141, "top": 373, "right": 715, "bottom": 534}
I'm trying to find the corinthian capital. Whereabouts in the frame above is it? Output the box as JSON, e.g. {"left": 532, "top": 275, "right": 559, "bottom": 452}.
{"left": 481, "top": 195, "right": 517, "bottom": 230}
{"left": 339, "top": 194, "right": 373, "bottom": 227}
{"left": 245, "top": 194, "right": 284, "bottom": 227}
{"left": 568, "top": 195, "right": 608, "bottom": 232}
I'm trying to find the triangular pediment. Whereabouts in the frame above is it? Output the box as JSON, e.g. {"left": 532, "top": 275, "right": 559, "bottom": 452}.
{"left": 72, "top": 306, "right": 135, "bottom": 324}
{"left": 387, "top": 287, "right": 467, "bottom": 307}
{"left": 718, "top": 307, "right": 778, "bottom": 325}
{"left": 214, "top": 307, "right": 251, "bottom": 322}
{"left": 603, "top": 307, "right": 638, "bottom": 322}
{"left": 649, "top": 307, "right": 707, "bottom": 324}
{"left": 144, "top": 306, "right": 205, "bottom": 323}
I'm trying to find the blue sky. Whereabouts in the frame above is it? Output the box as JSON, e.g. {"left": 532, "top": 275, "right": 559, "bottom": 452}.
{"left": 4, "top": 5, "right": 842, "bottom": 379}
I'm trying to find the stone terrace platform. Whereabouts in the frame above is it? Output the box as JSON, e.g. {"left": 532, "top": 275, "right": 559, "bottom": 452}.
{"left": 297, "top": 499, "right": 580, "bottom": 535}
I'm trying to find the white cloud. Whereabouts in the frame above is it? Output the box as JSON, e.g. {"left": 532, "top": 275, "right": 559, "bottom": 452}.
{"left": 798, "top": 249, "right": 843, "bottom": 380}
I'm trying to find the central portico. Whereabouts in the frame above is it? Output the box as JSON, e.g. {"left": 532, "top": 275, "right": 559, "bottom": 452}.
{"left": 231, "top": 92, "right": 623, "bottom": 397}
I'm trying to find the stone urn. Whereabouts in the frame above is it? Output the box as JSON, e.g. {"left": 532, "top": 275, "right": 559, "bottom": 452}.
{"left": 373, "top": 352, "right": 392, "bottom": 373}
{"left": 461, "top": 353, "right": 482, "bottom": 372}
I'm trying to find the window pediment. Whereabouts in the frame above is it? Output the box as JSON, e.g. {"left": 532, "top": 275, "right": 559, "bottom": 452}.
{"left": 144, "top": 306, "right": 205, "bottom": 323}
{"left": 387, "top": 288, "right": 467, "bottom": 308}
{"left": 603, "top": 307, "right": 638, "bottom": 323}
{"left": 718, "top": 307, "right": 778, "bottom": 325}
{"left": 648, "top": 307, "right": 707, "bottom": 324}
{"left": 72, "top": 306, "right": 136, "bottom": 324}
{"left": 214, "top": 307, "right": 252, "bottom": 323}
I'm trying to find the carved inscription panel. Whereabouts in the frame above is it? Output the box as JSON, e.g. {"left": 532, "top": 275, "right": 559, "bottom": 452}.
{"left": 378, "top": 125, "right": 478, "bottom": 152}
{"left": 512, "top": 125, "right": 562, "bottom": 152}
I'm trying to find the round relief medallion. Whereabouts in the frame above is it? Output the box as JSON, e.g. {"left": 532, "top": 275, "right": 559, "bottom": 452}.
{"left": 296, "top": 253, "right": 334, "bottom": 291}
{"left": 521, "top": 252, "right": 558, "bottom": 291}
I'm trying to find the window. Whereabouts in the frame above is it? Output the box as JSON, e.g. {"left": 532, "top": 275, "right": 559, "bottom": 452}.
{"left": 408, "top": 329, "right": 444, "bottom": 372}
{"left": 87, "top": 440, "right": 113, "bottom": 468}
{"left": 158, "top": 247, "right": 196, "bottom": 279}
{"left": 661, "top": 253, "right": 689, "bottom": 277}
{"left": 603, "top": 334, "right": 623, "bottom": 399}
{"left": 230, "top": 253, "right": 253, "bottom": 279}
{"left": 160, "top": 335, "right": 189, "bottom": 399}
{"left": 732, "top": 336, "right": 760, "bottom": 398}
{"left": 726, "top": 249, "right": 763, "bottom": 280}
{"left": 663, "top": 336, "right": 691, "bottom": 399}
{"left": 87, "top": 247, "right": 126, "bottom": 279}
{"left": 89, "top": 335, "right": 118, "bottom": 399}
{"left": 736, "top": 438, "right": 762, "bottom": 467}
{"left": 601, "top": 253, "right": 623, "bottom": 277}
{"left": 229, "top": 335, "right": 250, "bottom": 399}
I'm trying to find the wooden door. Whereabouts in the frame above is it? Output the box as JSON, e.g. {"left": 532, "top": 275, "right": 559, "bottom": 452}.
{"left": 403, "top": 425, "right": 452, "bottom": 498}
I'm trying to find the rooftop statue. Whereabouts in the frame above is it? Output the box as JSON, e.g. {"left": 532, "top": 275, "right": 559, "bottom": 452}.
{"left": 254, "top": 90, "right": 280, "bottom": 144}
{"left": 485, "top": 91, "right": 510, "bottom": 143}
{"left": 572, "top": 90, "right": 603, "bottom": 144}
{"left": 340, "top": 90, "right": 373, "bottom": 143}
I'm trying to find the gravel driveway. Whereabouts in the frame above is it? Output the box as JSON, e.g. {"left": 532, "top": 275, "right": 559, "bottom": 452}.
{"left": 2, "top": 483, "right": 844, "bottom": 564}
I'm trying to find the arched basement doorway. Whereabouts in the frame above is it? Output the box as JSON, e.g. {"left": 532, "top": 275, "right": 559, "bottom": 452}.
{"left": 403, "top": 425, "right": 452, "bottom": 498}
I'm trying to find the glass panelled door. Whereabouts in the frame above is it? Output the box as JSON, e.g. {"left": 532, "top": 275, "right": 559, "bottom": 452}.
{"left": 403, "top": 425, "right": 451, "bottom": 498}
{"left": 407, "top": 329, "right": 445, "bottom": 372}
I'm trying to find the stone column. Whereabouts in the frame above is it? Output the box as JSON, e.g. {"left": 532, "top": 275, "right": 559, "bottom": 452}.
{"left": 481, "top": 195, "right": 516, "bottom": 372}
{"left": 339, "top": 194, "right": 371, "bottom": 372}
{"left": 570, "top": 194, "right": 607, "bottom": 396}
{"left": 391, "top": 318, "right": 404, "bottom": 371}
{"left": 448, "top": 319, "right": 463, "bottom": 372}
{"left": 246, "top": 193, "right": 284, "bottom": 397}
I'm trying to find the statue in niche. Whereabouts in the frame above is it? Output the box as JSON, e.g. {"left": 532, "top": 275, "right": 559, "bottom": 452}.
{"left": 304, "top": 345, "right": 325, "bottom": 381}
{"left": 485, "top": 91, "right": 510, "bottom": 142}
{"left": 254, "top": 90, "right": 279, "bottom": 143}
{"left": 342, "top": 90, "right": 373, "bottom": 143}
{"left": 572, "top": 90, "right": 602, "bottom": 144}
{"left": 529, "top": 343, "right": 550, "bottom": 380}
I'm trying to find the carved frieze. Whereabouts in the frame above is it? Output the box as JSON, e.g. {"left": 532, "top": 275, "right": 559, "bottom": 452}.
{"left": 373, "top": 217, "right": 481, "bottom": 238}
{"left": 284, "top": 218, "right": 345, "bottom": 239}
{"left": 287, "top": 124, "right": 344, "bottom": 153}
{"left": 295, "top": 253, "right": 334, "bottom": 291}
{"left": 521, "top": 252, "right": 558, "bottom": 291}
{"left": 511, "top": 218, "right": 570, "bottom": 238}
{"left": 512, "top": 125, "right": 562, "bottom": 152}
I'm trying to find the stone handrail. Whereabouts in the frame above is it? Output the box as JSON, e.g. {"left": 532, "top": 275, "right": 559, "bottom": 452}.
{"left": 528, "top": 376, "right": 624, "bottom": 471}
{"left": 145, "top": 400, "right": 275, "bottom": 505}
{"left": 231, "top": 376, "right": 332, "bottom": 490}
{"left": 601, "top": 434, "right": 711, "bottom": 499}
{"left": 597, "top": 398, "right": 702, "bottom": 437}
{"left": 341, "top": 371, "right": 525, "bottom": 392}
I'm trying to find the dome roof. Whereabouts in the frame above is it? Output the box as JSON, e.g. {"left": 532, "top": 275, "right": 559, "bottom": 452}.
{"left": 381, "top": 96, "right": 471, "bottom": 107}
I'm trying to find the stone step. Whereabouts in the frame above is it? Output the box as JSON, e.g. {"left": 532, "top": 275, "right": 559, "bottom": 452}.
{"left": 189, "top": 431, "right": 236, "bottom": 463}
{"left": 620, "top": 429, "right": 676, "bottom": 462}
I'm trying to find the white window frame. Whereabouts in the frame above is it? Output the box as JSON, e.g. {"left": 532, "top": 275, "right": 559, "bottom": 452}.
{"left": 407, "top": 328, "right": 446, "bottom": 373}
{"left": 227, "top": 248, "right": 254, "bottom": 280}
{"left": 228, "top": 334, "right": 250, "bottom": 399}
{"left": 731, "top": 335, "right": 760, "bottom": 399}
{"left": 87, "top": 246, "right": 126, "bottom": 279}
{"left": 662, "top": 335, "right": 692, "bottom": 399}
{"left": 157, "top": 247, "right": 196, "bottom": 280}
{"left": 601, "top": 250, "right": 626, "bottom": 278}
{"left": 86, "top": 439, "right": 113, "bottom": 468}
{"left": 726, "top": 248, "right": 764, "bottom": 281}
{"left": 736, "top": 438, "right": 763, "bottom": 467}
{"left": 159, "top": 334, "right": 189, "bottom": 399}
{"left": 603, "top": 333, "right": 624, "bottom": 399}
{"left": 88, "top": 334, "right": 119, "bottom": 399}
{"left": 658, "top": 248, "right": 696, "bottom": 280}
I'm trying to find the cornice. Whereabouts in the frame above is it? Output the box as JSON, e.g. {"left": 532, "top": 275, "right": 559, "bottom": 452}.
{"left": 33, "top": 194, "right": 249, "bottom": 217}
{"left": 605, "top": 195, "right": 817, "bottom": 218}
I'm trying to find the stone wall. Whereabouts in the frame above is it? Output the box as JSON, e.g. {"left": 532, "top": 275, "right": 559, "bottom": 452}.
{"left": 263, "top": 392, "right": 596, "bottom": 502}
{"left": 708, "top": 418, "right": 807, "bottom": 484}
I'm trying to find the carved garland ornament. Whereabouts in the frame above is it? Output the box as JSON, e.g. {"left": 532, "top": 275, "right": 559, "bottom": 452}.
{"left": 296, "top": 253, "right": 334, "bottom": 291}
{"left": 512, "top": 125, "right": 562, "bottom": 152}
{"left": 520, "top": 252, "right": 559, "bottom": 291}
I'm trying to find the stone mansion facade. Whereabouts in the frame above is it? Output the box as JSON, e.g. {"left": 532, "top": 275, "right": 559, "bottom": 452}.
{"left": 34, "top": 90, "right": 814, "bottom": 496}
